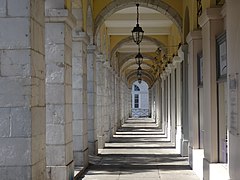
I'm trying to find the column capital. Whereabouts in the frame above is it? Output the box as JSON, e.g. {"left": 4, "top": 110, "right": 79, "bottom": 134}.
{"left": 177, "top": 44, "right": 188, "bottom": 61}
{"left": 87, "top": 44, "right": 96, "bottom": 54}
{"left": 95, "top": 52, "right": 105, "bottom": 63}
{"left": 72, "top": 31, "right": 90, "bottom": 44}
{"left": 45, "top": 9, "right": 76, "bottom": 28}
{"left": 199, "top": 8, "right": 222, "bottom": 28}
{"left": 186, "top": 30, "right": 202, "bottom": 44}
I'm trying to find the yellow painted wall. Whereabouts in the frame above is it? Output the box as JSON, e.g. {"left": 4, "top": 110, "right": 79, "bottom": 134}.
{"left": 65, "top": 0, "right": 72, "bottom": 10}
{"left": 167, "top": 24, "right": 181, "bottom": 57}
{"left": 110, "top": 35, "right": 129, "bottom": 51}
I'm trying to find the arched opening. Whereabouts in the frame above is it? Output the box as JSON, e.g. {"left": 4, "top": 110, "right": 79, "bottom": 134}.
{"left": 131, "top": 81, "right": 149, "bottom": 118}
{"left": 94, "top": 0, "right": 183, "bottom": 42}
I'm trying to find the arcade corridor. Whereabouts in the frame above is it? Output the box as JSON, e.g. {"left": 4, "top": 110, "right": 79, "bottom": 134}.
{"left": 79, "top": 118, "right": 199, "bottom": 180}
{"left": 1, "top": 0, "right": 240, "bottom": 180}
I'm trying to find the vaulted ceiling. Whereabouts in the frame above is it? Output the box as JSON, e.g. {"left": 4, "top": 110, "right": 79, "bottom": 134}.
{"left": 102, "top": 4, "right": 181, "bottom": 88}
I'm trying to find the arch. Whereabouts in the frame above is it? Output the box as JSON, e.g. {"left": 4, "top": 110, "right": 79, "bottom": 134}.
{"left": 126, "top": 70, "right": 155, "bottom": 85}
{"left": 94, "top": 0, "right": 183, "bottom": 42}
{"left": 119, "top": 52, "right": 155, "bottom": 71}
{"left": 183, "top": 7, "right": 190, "bottom": 43}
{"left": 111, "top": 36, "right": 167, "bottom": 59}
{"left": 120, "top": 61, "right": 153, "bottom": 76}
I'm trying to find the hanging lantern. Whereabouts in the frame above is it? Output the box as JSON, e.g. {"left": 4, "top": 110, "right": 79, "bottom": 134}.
{"left": 132, "top": 4, "right": 144, "bottom": 45}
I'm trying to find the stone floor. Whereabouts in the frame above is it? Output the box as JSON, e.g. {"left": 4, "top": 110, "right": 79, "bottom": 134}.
{"left": 78, "top": 118, "right": 199, "bottom": 180}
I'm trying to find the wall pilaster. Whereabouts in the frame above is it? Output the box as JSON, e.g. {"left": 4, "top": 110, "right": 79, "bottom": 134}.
{"left": 45, "top": 8, "right": 76, "bottom": 180}
{"left": 72, "top": 32, "right": 89, "bottom": 167}
{"left": 199, "top": 7, "right": 224, "bottom": 180}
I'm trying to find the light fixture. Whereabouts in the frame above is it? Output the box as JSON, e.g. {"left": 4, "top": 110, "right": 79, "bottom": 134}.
{"left": 137, "top": 64, "right": 142, "bottom": 76}
{"left": 135, "top": 45, "right": 143, "bottom": 65}
{"left": 132, "top": 3, "right": 144, "bottom": 45}
{"left": 138, "top": 77, "right": 142, "bottom": 84}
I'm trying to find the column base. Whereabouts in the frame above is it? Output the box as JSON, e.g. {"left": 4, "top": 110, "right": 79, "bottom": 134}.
{"left": 176, "top": 126, "right": 182, "bottom": 154}
{"left": 181, "top": 139, "right": 189, "bottom": 157}
{"left": 73, "top": 148, "right": 89, "bottom": 167}
{"left": 203, "top": 158, "right": 229, "bottom": 180}
{"left": 47, "top": 161, "right": 74, "bottom": 180}
{"left": 189, "top": 147, "right": 204, "bottom": 179}
{"left": 88, "top": 140, "right": 98, "bottom": 155}
{"left": 98, "top": 135, "right": 105, "bottom": 150}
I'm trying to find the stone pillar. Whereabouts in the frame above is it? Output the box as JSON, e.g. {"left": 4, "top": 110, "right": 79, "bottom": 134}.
{"left": 72, "top": 32, "right": 89, "bottom": 167}
{"left": 199, "top": 8, "right": 224, "bottom": 180}
{"left": 169, "top": 64, "right": 176, "bottom": 144}
{"left": 173, "top": 54, "right": 183, "bottom": 154}
{"left": 149, "top": 88, "right": 152, "bottom": 118}
{"left": 178, "top": 45, "right": 189, "bottom": 157}
{"left": 227, "top": 2, "right": 240, "bottom": 180}
{"left": 161, "top": 73, "right": 167, "bottom": 134}
{"left": 45, "top": 7, "right": 75, "bottom": 180}
{"left": 186, "top": 30, "right": 204, "bottom": 178}
{"left": 87, "top": 45, "right": 97, "bottom": 154}
{"left": 95, "top": 53, "right": 104, "bottom": 150}
{"left": 0, "top": 0, "right": 45, "bottom": 179}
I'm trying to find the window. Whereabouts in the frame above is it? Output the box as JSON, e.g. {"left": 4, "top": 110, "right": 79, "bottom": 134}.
{"left": 134, "top": 94, "right": 139, "bottom": 108}
{"left": 134, "top": 85, "right": 140, "bottom": 91}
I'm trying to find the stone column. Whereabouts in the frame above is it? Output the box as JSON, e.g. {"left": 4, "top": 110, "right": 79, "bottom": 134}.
{"left": 199, "top": 8, "right": 223, "bottom": 180}
{"left": 161, "top": 72, "right": 167, "bottom": 134}
{"left": 87, "top": 45, "right": 97, "bottom": 154}
{"left": 179, "top": 44, "right": 189, "bottom": 157}
{"left": 166, "top": 69, "right": 171, "bottom": 141}
{"left": 72, "top": 32, "right": 89, "bottom": 167}
{"left": 45, "top": 7, "right": 75, "bottom": 180}
{"left": 0, "top": 0, "right": 45, "bottom": 179}
{"left": 169, "top": 64, "right": 176, "bottom": 144}
{"left": 173, "top": 54, "right": 183, "bottom": 154}
{"left": 95, "top": 53, "right": 104, "bottom": 150}
{"left": 186, "top": 30, "right": 204, "bottom": 176}
{"left": 227, "top": 2, "right": 240, "bottom": 180}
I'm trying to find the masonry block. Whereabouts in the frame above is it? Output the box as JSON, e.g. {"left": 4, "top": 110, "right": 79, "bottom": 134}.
{"left": 45, "top": 44, "right": 65, "bottom": 63}
{"left": 46, "top": 104, "right": 64, "bottom": 125}
{"left": 46, "top": 124, "right": 65, "bottom": 145}
{"left": 0, "top": 77, "right": 31, "bottom": 107}
{"left": 46, "top": 84, "right": 64, "bottom": 104}
{"left": 72, "top": 75, "right": 83, "bottom": 89}
{"left": 11, "top": 107, "right": 31, "bottom": 137}
{"left": 72, "top": 120, "right": 85, "bottom": 136}
{"left": 45, "top": 23, "right": 64, "bottom": 44}
{"left": 0, "top": 108, "right": 10, "bottom": 137}
{"left": 0, "top": 18, "right": 30, "bottom": 49}
{"left": 46, "top": 145, "right": 65, "bottom": 165}
{"left": 65, "top": 142, "right": 73, "bottom": 164}
{"left": 0, "top": 138, "right": 31, "bottom": 166}
{"left": 8, "top": 0, "right": 30, "bottom": 17}
{"left": 0, "top": 49, "right": 30, "bottom": 77}
{"left": 65, "top": 122, "right": 73, "bottom": 144}
{"left": 72, "top": 104, "right": 83, "bottom": 120}
{"left": 46, "top": 63, "right": 64, "bottom": 83}
{"left": 72, "top": 42, "right": 83, "bottom": 57}
{"left": 0, "top": 166, "right": 31, "bottom": 180}
{"left": 0, "top": 0, "right": 6, "bottom": 17}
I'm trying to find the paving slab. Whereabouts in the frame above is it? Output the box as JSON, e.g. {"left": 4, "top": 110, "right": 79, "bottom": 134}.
{"left": 78, "top": 119, "right": 199, "bottom": 180}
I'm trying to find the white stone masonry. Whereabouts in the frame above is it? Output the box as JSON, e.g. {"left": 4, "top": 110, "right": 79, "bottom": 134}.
{"left": 72, "top": 32, "right": 89, "bottom": 167}
{"left": 45, "top": 8, "right": 75, "bottom": 180}
{"left": 0, "top": 0, "right": 46, "bottom": 179}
